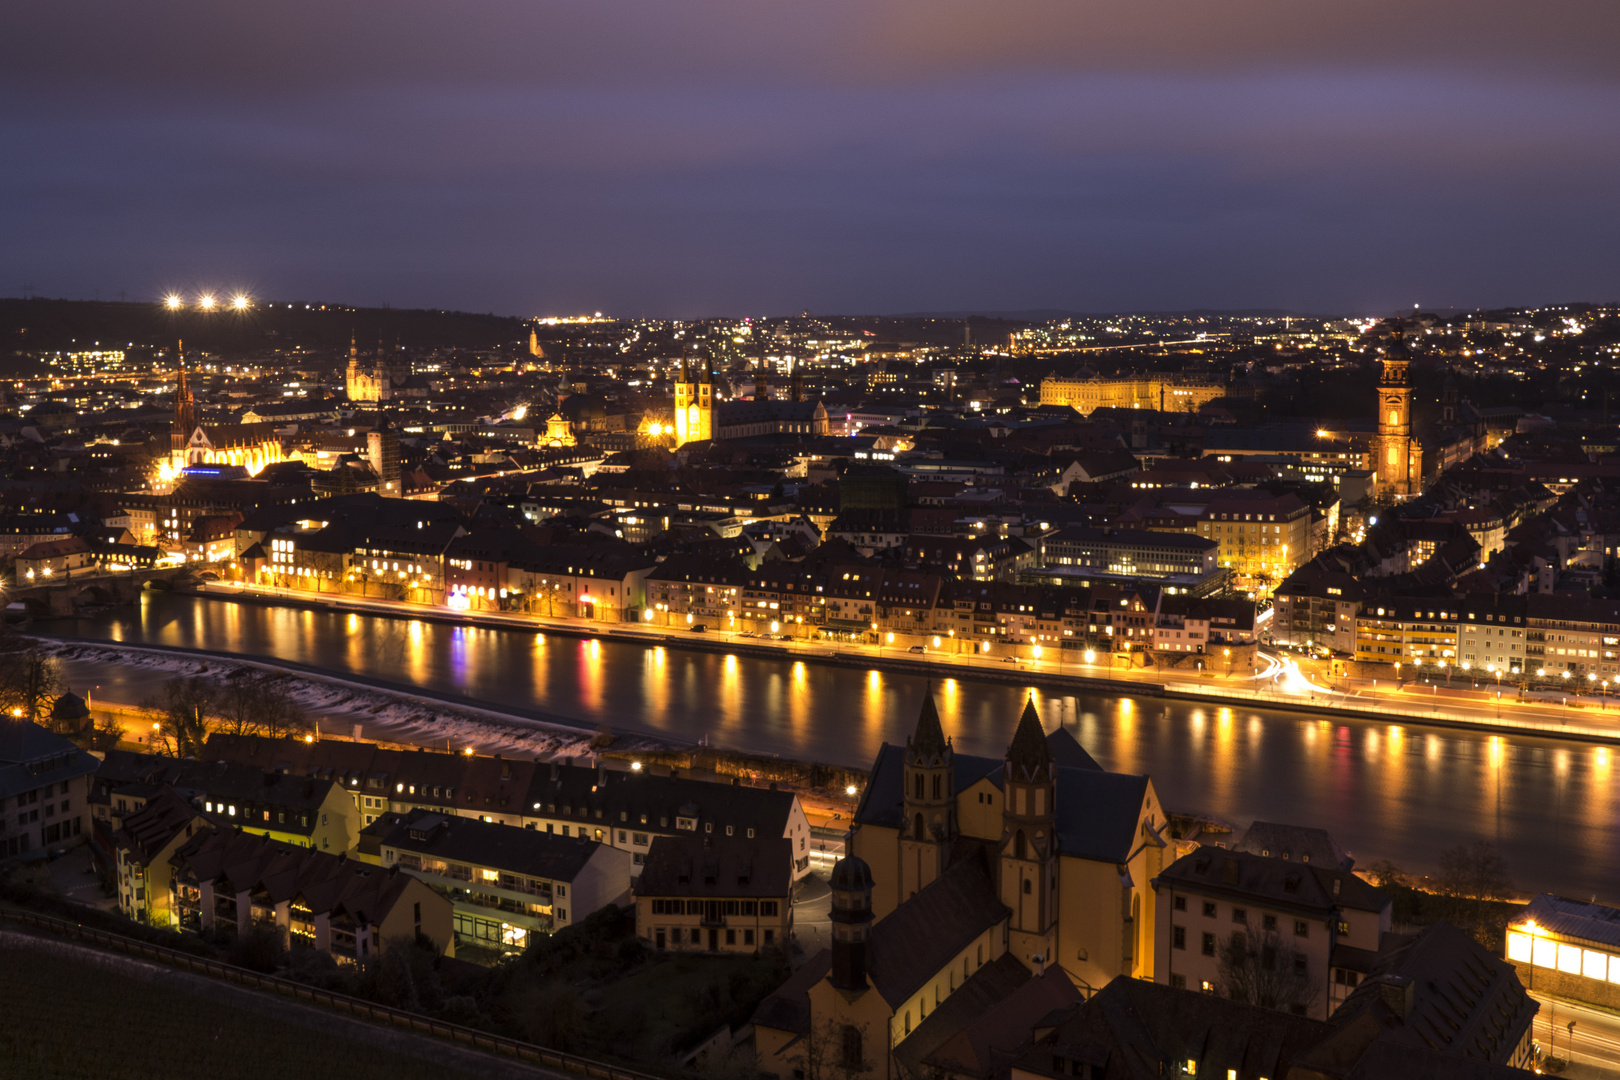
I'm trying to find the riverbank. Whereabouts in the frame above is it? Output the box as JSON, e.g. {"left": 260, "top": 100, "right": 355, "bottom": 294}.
{"left": 118, "top": 586, "right": 1620, "bottom": 749}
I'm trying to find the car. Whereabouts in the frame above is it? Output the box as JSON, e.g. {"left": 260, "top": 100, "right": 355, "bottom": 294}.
{"left": 689, "top": 624, "right": 708, "bottom": 633}
{"left": 907, "top": 645, "right": 926, "bottom": 654}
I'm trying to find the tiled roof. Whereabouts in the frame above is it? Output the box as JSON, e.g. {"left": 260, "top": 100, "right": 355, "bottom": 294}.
{"left": 636, "top": 834, "right": 793, "bottom": 899}
{"left": 370, "top": 807, "right": 605, "bottom": 883}
{"left": 866, "top": 849, "right": 1009, "bottom": 1008}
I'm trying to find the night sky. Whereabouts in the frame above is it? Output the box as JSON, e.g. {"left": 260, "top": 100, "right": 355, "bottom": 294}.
{"left": 4, "top": 1, "right": 1618, "bottom": 318}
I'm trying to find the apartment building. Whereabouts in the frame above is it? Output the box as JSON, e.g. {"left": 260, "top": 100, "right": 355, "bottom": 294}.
{"left": 1351, "top": 597, "right": 1460, "bottom": 669}
{"left": 1457, "top": 596, "right": 1528, "bottom": 677}
{"left": 1041, "top": 526, "right": 1218, "bottom": 580}
{"left": 636, "top": 834, "right": 794, "bottom": 954}
{"left": 370, "top": 808, "right": 630, "bottom": 952}
{"left": 172, "top": 825, "right": 453, "bottom": 962}
{"left": 112, "top": 789, "right": 207, "bottom": 925}
{"left": 0, "top": 719, "right": 98, "bottom": 859}
{"left": 1153, "top": 846, "right": 1392, "bottom": 1020}
{"left": 197, "top": 736, "right": 813, "bottom": 884}
{"left": 1525, "top": 594, "right": 1620, "bottom": 682}
{"left": 1272, "top": 563, "right": 1363, "bottom": 654}
{"left": 95, "top": 750, "right": 357, "bottom": 853}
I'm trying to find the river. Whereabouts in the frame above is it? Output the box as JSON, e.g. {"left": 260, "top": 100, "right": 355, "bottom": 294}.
{"left": 41, "top": 592, "right": 1620, "bottom": 899}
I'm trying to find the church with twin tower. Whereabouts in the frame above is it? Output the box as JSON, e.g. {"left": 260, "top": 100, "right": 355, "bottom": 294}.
{"left": 754, "top": 694, "right": 1167, "bottom": 1080}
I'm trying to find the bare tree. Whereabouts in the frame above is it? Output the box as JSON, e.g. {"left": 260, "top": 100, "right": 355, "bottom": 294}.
{"left": 256, "top": 676, "right": 311, "bottom": 740}
{"left": 214, "top": 671, "right": 312, "bottom": 740}
{"left": 0, "top": 647, "right": 64, "bottom": 725}
{"left": 796, "top": 1017, "right": 875, "bottom": 1080}
{"left": 216, "top": 673, "right": 263, "bottom": 736}
{"left": 145, "top": 676, "right": 215, "bottom": 756}
{"left": 1217, "top": 922, "right": 1319, "bottom": 1015}
{"left": 1437, "top": 840, "right": 1513, "bottom": 944}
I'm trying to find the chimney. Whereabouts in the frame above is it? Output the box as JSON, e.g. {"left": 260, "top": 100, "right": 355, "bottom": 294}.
{"left": 598, "top": 764, "right": 607, "bottom": 786}
{"left": 351, "top": 723, "right": 363, "bottom": 742}
{"left": 549, "top": 760, "right": 559, "bottom": 781}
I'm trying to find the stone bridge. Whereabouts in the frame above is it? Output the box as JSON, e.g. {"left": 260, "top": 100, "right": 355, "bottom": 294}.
{"left": 7, "top": 567, "right": 196, "bottom": 617}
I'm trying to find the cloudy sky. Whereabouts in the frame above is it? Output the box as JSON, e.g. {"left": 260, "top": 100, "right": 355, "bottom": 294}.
{"left": 3, "top": 0, "right": 1617, "bottom": 317}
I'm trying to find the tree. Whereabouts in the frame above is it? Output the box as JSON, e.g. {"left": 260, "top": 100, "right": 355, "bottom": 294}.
{"left": 1436, "top": 840, "right": 1513, "bottom": 943}
{"left": 1217, "top": 922, "right": 1319, "bottom": 1015}
{"left": 145, "top": 676, "right": 215, "bottom": 756}
{"left": 214, "top": 671, "right": 310, "bottom": 739}
{"left": 798, "top": 1017, "right": 875, "bottom": 1080}
{"left": 0, "top": 647, "right": 64, "bottom": 726}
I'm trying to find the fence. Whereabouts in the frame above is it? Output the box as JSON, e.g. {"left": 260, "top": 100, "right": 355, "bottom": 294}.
{"left": 0, "top": 907, "right": 668, "bottom": 1080}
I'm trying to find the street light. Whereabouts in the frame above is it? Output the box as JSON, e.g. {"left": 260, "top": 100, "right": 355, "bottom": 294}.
{"left": 164, "top": 294, "right": 183, "bottom": 310}
{"left": 197, "top": 293, "right": 217, "bottom": 310}
{"left": 231, "top": 294, "right": 251, "bottom": 311}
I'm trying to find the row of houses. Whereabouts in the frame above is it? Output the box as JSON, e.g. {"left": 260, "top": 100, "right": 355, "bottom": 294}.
{"left": 1275, "top": 572, "right": 1620, "bottom": 683}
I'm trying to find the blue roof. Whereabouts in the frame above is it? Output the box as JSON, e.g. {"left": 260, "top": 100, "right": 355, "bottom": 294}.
{"left": 852, "top": 735, "right": 1147, "bottom": 864}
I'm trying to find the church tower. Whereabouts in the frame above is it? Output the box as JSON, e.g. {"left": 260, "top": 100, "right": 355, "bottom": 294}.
{"left": 171, "top": 339, "right": 196, "bottom": 456}
{"left": 899, "top": 692, "right": 954, "bottom": 902}
{"left": 367, "top": 415, "right": 402, "bottom": 497}
{"left": 1000, "top": 697, "right": 1058, "bottom": 971}
{"left": 672, "top": 353, "right": 713, "bottom": 445}
{"left": 1376, "top": 323, "right": 1413, "bottom": 499}
{"left": 829, "top": 855, "right": 875, "bottom": 992}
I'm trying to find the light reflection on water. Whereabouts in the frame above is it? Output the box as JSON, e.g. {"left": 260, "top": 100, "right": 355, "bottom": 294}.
{"left": 47, "top": 593, "right": 1620, "bottom": 898}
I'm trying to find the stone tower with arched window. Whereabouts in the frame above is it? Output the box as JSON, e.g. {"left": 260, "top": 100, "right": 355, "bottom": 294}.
{"left": 1000, "top": 697, "right": 1058, "bottom": 971}
{"left": 899, "top": 692, "right": 954, "bottom": 902}
{"left": 1376, "top": 324, "right": 1414, "bottom": 499}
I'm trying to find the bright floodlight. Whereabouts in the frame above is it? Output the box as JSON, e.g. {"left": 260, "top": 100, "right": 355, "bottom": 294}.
{"left": 198, "top": 294, "right": 217, "bottom": 310}
{"left": 231, "top": 294, "right": 250, "bottom": 310}
{"left": 164, "top": 294, "right": 183, "bottom": 310}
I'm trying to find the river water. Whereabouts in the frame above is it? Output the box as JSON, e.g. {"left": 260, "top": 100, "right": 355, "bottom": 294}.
{"left": 43, "top": 593, "right": 1620, "bottom": 898}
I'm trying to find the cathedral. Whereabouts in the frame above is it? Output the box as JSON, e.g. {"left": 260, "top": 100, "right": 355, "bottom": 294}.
{"left": 345, "top": 336, "right": 429, "bottom": 403}
{"left": 754, "top": 696, "right": 1166, "bottom": 1080}
{"left": 672, "top": 355, "right": 714, "bottom": 445}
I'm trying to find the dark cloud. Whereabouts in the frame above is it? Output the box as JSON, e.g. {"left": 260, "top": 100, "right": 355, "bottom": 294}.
{"left": 2, "top": 2, "right": 1617, "bottom": 314}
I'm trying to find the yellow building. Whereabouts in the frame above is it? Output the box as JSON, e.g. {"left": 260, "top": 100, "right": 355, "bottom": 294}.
{"left": 1375, "top": 331, "right": 1417, "bottom": 499}
{"left": 1039, "top": 374, "right": 1226, "bottom": 415}
{"left": 673, "top": 357, "right": 713, "bottom": 445}
{"left": 849, "top": 695, "right": 1167, "bottom": 993}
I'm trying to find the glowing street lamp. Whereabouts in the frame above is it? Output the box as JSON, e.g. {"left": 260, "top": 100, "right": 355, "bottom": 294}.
{"left": 164, "top": 294, "right": 184, "bottom": 310}
{"left": 197, "top": 294, "right": 217, "bottom": 310}
{"left": 231, "top": 294, "right": 251, "bottom": 311}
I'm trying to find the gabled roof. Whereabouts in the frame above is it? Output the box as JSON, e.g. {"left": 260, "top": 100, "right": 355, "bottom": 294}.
{"left": 1154, "top": 845, "right": 1389, "bottom": 917}
{"left": 112, "top": 788, "right": 206, "bottom": 868}
{"left": 867, "top": 849, "right": 1009, "bottom": 1008}
{"left": 637, "top": 834, "right": 793, "bottom": 898}
{"left": 894, "top": 954, "right": 1080, "bottom": 1079}
{"left": 370, "top": 807, "right": 608, "bottom": 883}
{"left": 1300, "top": 922, "right": 1537, "bottom": 1076}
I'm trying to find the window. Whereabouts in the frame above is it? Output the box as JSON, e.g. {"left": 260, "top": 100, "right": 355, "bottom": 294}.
{"left": 1232, "top": 907, "right": 1246, "bottom": 924}
{"left": 1173, "top": 926, "right": 1186, "bottom": 950}
{"left": 1263, "top": 914, "right": 1277, "bottom": 931}
{"left": 1294, "top": 954, "right": 1308, "bottom": 976}
{"left": 1201, "top": 932, "right": 1216, "bottom": 957}
{"left": 1203, "top": 901, "right": 1216, "bottom": 918}
{"left": 1174, "top": 896, "right": 1186, "bottom": 912}
{"left": 1294, "top": 920, "right": 1309, "bottom": 938}
{"left": 841, "top": 1026, "right": 863, "bottom": 1068}
{"left": 1170, "top": 973, "right": 1187, "bottom": 989}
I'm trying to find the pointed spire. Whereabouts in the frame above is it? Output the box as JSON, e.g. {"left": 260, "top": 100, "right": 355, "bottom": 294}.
{"left": 910, "top": 691, "right": 947, "bottom": 760}
{"left": 1006, "top": 696, "right": 1052, "bottom": 780}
